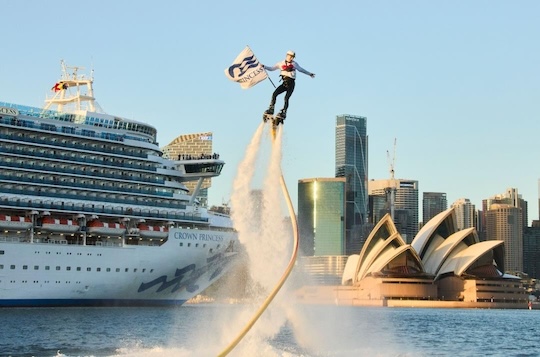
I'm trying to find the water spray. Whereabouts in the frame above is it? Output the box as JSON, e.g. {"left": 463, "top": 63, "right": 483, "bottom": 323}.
{"left": 218, "top": 124, "right": 299, "bottom": 356}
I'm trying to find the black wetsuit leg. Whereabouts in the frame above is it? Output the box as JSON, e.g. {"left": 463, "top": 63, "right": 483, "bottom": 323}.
{"left": 282, "top": 79, "right": 296, "bottom": 111}
{"left": 270, "top": 83, "right": 287, "bottom": 107}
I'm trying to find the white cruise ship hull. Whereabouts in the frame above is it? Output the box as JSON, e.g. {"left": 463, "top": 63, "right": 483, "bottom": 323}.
{"left": 0, "top": 228, "right": 237, "bottom": 307}
{"left": 0, "top": 62, "right": 239, "bottom": 307}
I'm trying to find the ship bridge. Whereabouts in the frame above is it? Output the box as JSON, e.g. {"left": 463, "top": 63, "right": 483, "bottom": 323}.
{"left": 178, "top": 159, "right": 224, "bottom": 179}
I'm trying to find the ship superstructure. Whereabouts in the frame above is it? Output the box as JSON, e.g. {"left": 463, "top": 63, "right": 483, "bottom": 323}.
{"left": 0, "top": 61, "right": 237, "bottom": 306}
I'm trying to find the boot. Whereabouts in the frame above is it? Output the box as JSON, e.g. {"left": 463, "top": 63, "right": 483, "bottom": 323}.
{"left": 264, "top": 106, "right": 275, "bottom": 115}
{"left": 277, "top": 109, "right": 286, "bottom": 119}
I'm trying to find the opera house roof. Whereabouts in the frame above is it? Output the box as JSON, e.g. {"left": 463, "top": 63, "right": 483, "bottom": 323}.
{"left": 342, "top": 207, "right": 508, "bottom": 285}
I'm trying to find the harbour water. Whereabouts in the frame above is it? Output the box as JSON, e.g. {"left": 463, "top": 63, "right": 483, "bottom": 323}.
{"left": 1, "top": 304, "right": 539, "bottom": 357}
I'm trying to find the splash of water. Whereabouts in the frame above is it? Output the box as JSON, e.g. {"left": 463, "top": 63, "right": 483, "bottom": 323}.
{"left": 209, "top": 123, "right": 294, "bottom": 356}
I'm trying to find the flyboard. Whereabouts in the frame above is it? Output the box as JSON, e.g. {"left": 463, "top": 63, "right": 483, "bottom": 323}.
{"left": 262, "top": 113, "right": 284, "bottom": 140}
{"left": 218, "top": 119, "right": 299, "bottom": 357}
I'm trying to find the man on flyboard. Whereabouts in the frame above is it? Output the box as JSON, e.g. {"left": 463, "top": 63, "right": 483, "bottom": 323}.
{"left": 263, "top": 50, "right": 315, "bottom": 124}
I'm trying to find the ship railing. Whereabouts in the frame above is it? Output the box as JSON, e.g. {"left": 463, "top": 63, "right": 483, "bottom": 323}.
{"left": 47, "top": 239, "right": 68, "bottom": 245}
{"left": 0, "top": 160, "right": 164, "bottom": 186}
{"left": 0, "top": 236, "right": 25, "bottom": 243}
{"left": 0, "top": 172, "right": 169, "bottom": 197}
{"left": 92, "top": 241, "right": 122, "bottom": 247}
{"left": 0, "top": 195, "right": 208, "bottom": 223}
{"left": 0, "top": 121, "right": 155, "bottom": 158}
{"left": 0, "top": 135, "right": 158, "bottom": 172}
{"left": 0, "top": 190, "right": 188, "bottom": 211}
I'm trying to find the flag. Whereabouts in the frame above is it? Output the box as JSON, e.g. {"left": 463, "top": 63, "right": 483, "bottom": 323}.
{"left": 51, "top": 81, "right": 68, "bottom": 92}
{"left": 224, "top": 46, "right": 267, "bottom": 89}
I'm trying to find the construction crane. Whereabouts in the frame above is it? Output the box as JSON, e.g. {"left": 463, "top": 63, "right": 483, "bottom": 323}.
{"left": 386, "top": 138, "right": 397, "bottom": 220}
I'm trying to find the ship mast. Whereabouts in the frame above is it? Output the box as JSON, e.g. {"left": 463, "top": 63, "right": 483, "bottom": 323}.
{"left": 43, "top": 60, "right": 97, "bottom": 113}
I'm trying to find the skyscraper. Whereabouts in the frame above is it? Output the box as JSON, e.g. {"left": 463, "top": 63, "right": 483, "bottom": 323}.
{"left": 369, "top": 179, "right": 419, "bottom": 243}
{"left": 298, "top": 178, "right": 346, "bottom": 256}
{"left": 451, "top": 198, "right": 476, "bottom": 230}
{"left": 483, "top": 188, "right": 528, "bottom": 228}
{"left": 486, "top": 204, "right": 523, "bottom": 273}
{"left": 423, "top": 192, "right": 447, "bottom": 224}
{"left": 524, "top": 222, "right": 540, "bottom": 279}
{"left": 335, "top": 115, "right": 368, "bottom": 254}
{"left": 482, "top": 188, "right": 528, "bottom": 273}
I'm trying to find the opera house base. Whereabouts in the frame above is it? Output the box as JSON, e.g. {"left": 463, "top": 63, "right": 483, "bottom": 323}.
{"left": 294, "top": 285, "right": 529, "bottom": 309}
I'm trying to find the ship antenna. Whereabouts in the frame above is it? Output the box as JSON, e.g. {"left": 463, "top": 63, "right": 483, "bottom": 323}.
{"left": 90, "top": 58, "right": 94, "bottom": 81}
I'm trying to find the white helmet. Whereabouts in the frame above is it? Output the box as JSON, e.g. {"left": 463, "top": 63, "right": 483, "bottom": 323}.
{"left": 286, "top": 50, "right": 296, "bottom": 58}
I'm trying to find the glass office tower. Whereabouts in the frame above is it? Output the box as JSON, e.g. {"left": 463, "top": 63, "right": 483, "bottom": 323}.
{"left": 298, "top": 178, "right": 346, "bottom": 256}
{"left": 423, "top": 192, "right": 447, "bottom": 224}
{"left": 335, "top": 115, "right": 368, "bottom": 254}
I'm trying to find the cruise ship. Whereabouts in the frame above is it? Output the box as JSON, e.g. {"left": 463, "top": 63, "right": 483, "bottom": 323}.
{"left": 0, "top": 61, "right": 238, "bottom": 306}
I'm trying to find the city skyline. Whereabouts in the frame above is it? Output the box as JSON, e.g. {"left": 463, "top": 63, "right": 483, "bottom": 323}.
{"left": 1, "top": 1, "right": 538, "bottom": 224}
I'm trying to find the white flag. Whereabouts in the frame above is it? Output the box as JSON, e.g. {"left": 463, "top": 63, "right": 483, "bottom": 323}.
{"left": 224, "top": 46, "right": 267, "bottom": 89}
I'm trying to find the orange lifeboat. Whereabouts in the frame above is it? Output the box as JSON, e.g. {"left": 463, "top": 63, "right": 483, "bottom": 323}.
{"left": 137, "top": 223, "right": 169, "bottom": 239}
{"left": 0, "top": 215, "right": 32, "bottom": 230}
{"left": 87, "top": 221, "right": 126, "bottom": 236}
{"left": 41, "top": 217, "right": 80, "bottom": 233}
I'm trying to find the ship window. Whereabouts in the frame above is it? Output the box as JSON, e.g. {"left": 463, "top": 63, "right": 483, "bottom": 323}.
{"left": 87, "top": 267, "right": 91, "bottom": 271}
{"left": 45, "top": 266, "right": 50, "bottom": 270}
{"left": 150, "top": 269, "right": 154, "bottom": 273}
{"left": 10, "top": 265, "right": 15, "bottom": 269}
{"left": 34, "top": 266, "right": 39, "bottom": 270}
{"left": 66, "top": 267, "right": 71, "bottom": 271}
{"left": 0, "top": 250, "right": 4, "bottom": 254}
{"left": 106, "top": 268, "right": 111, "bottom": 272}
{"left": 187, "top": 243, "right": 191, "bottom": 247}
{"left": 133, "top": 269, "right": 137, "bottom": 272}
{"left": 0, "top": 264, "right": 3, "bottom": 269}
{"left": 23, "top": 265, "right": 28, "bottom": 270}
{"left": 125, "top": 268, "right": 129, "bottom": 272}
{"left": 116, "top": 268, "right": 120, "bottom": 272}
{"left": 56, "top": 266, "right": 60, "bottom": 270}
{"left": 142, "top": 269, "right": 146, "bottom": 273}
{"left": 77, "top": 267, "right": 81, "bottom": 271}
{"left": 96, "top": 268, "right": 101, "bottom": 272}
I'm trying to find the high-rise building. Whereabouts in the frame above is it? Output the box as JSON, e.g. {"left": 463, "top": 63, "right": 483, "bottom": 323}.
{"left": 298, "top": 178, "right": 346, "bottom": 256}
{"left": 451, "top": 198, "right": 476, "bottom": 230}
{"left": 480, "top": 187, "right": 529, "bottom": 243}
{"left": 335, "top": 115, "right": 368, "bottom": 254}
{"left": 524, "top": 221, "right": 540, "bottom": 279}
{"left": 483, "top": 188, "right": 528, "bottom": 228}
{"left": 368, "top": 179, "right": 419, "bottom": 243}
{"left": 162, "top": 132, "right": 215, "bottom": 207}
{"left": 486, "top": 204, "right": 523, "bottom": 273}
{"left": 423, "top": 192, "right": 447, "bottom": 224}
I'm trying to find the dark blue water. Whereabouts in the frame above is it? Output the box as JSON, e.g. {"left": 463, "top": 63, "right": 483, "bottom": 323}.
{"left": 1, "top": 304, "right": 539, "bottom": 356}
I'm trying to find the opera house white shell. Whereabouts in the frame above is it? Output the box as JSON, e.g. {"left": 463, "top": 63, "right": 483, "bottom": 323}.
{"left": 336, "top": 207, "right": 528, "bottom": 306}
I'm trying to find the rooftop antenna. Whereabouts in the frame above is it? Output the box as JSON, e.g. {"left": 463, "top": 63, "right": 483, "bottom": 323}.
{"left": 386, "top": 138, "right": 397, "bottom": 220}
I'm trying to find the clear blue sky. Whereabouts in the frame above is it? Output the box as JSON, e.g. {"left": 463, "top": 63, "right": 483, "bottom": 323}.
{"left": 2, "top": 1, "right": 539, "bottom": 224}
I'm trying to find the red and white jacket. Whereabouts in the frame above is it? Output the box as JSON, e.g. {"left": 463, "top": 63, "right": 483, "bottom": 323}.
{"left": 264, "top": 60, "right": 312, "bottom": 80}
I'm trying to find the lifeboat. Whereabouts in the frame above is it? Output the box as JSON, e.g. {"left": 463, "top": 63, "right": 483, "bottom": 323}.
{"left": 87, "top": 220, "right": 126, "bottom": 236}
{"left": 41, "top": 217, "right": 80, "bottom": 233}
{"left": 0, "top": 215, "right": 32, "bottom": 230}
{"left": 137, "top": 224, "right": 169, "bottom": 239}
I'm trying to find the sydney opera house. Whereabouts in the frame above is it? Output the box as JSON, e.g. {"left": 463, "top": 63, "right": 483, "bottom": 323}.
{"left": 295, "top": 207, "right": 529, "bottom": 308}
